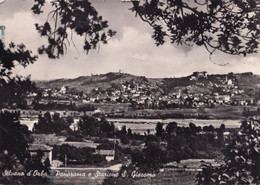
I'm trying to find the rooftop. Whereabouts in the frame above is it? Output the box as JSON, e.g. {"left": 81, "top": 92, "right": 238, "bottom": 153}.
{"left": 28, "top": 144, "right": 53, "bottom": 151}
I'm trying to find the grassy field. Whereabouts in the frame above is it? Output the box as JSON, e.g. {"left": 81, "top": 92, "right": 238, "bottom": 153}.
{"left": 123, "top": 105, "right": 256, "bottom": 119}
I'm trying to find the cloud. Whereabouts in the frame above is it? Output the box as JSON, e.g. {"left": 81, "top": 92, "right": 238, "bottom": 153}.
{"left": 5, "top": 1, "right": 260, "bottom": 80}
{"left": 13, "top": 24, "right": 260, "bottom": 80}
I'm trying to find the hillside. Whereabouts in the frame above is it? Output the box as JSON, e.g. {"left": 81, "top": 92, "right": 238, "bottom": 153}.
{"left": 35, "top": 72, "right": 156, "bottom": 94}
{"left": 35, "top": 72, "right": 260, "bottom": 100}
{"left": 234, "top": 73, "right": 260, "bottom": 96}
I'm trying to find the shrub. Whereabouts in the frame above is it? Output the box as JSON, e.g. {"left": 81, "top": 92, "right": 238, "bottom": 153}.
{"left": 196, "top": 119, "right": 260, "bottom": 184}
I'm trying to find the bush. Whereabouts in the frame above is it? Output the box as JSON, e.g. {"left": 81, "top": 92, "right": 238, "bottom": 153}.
{"left": 120, "top": 135, "right": 129, "bottom": 145}
{"left": 196, "top": 119, "right": 260, "bottom": 184}
{"left": 52, "top": 144, "right": 105, "bottom": 165}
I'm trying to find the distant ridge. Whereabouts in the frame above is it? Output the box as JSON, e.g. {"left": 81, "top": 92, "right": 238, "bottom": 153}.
{"left": 35, "top": 72, "right": 260, "bottom": 98}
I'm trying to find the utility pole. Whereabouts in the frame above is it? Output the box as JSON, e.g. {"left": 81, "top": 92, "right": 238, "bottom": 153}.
{"left": 65, "top": 154, "right": 67, "bottom": 172}
{"left": 113, "top": 127, "right": 116, "bottom": 160}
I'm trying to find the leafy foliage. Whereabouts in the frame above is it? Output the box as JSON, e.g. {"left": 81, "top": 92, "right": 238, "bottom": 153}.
{"left": 0, "top": 40, "right": 37, "bottom": 79}
{"left": 0, "top": 38, "right": 37, "bottom": 109}
{"left": 0, "top": 111, "right": 31, "bottom": 164}
{"left": 131, "top": 121, "right": 225, "bottom": 171}
{"left": 0, "top": 111, "right": 49, "bottom": 184}
{"left": 33, "top": 112, "right": 71, "bottom": 134}
{"left": 131, "top": 0, "right": 260, "bottom": 56}
{"left": 0, "top": 76, "right": 36, "bottom": 108}
{"left": 196, "top": 119, "right": 260, "bottom": 184}
{"left": 52, "top": 144, "right": 105, "bottom": 165}
{"left": 131, "top": 142, "right": 167, "bottom": 171}
{"left": 32, "top": 0, "right": 116, "bottom": 58}
{"left": 77, "top": 115, "right": 115, "bottom": 137}
{"left": 155, "top": 122, "right": 164, "bottom": 137}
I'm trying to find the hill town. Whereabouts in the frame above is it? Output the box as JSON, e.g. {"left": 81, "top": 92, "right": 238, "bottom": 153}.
{"left": 20, "top": 71, "right": 260, "bottom": 119}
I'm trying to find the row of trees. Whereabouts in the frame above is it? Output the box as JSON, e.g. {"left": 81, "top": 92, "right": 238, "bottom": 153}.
{"left": 242, "top": 107, "right": 260, "bottom": 117}
{"left": 33, "top": 112, "right": 117, "bottom": 138}
{"left": 33, "top": 112, "right": 73, "bottom": 134}
{"left": 32, "top": 99, "right": 96, "bottom": 112}
{"left": 77, "top": 115, "right": 115, "bottom": 138}
{"left": 155, "top": 121, "right": 225, "bottom": 137}
{"left": 129, "top": 122, "right": 226, "bottom": 169}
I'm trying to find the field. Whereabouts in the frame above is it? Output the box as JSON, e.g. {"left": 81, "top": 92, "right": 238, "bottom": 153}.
{"left": 123, "top": 106, "right": 256, "bottom": 119}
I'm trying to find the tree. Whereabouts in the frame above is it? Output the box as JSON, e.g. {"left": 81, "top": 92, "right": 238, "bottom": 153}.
{"left": 120, "top": 125, "right": 127, "bottom": 135}
{"left": 31, "top": 0, "right": 116, "bottom": 58}
{"left": 217, "top": 124, "right": 225, "bottom": 147}
{"left": 0, "top": 76, "right": 36, "bottom": 108}
{"left": 131, "top": 0, "right": 260, "bottom": 57}
{"left": 120, "top": 135, "right": 129, "bottom": 145}
{"left": 167, "top": 135, "right": 188, "bottom": 162}
{"left": 0, "top": 40, "right": 37, "bottom": 79}
{"left": 0, "top": 39, "right": 37, "bottom": 108}
{"left": 77, "top": 115, "right": 115, "bottom": 137}
{"left": 142, "top": 142, "right": 168, "bottom": 170}
{"left": 99, "top": 117, "right": 115, "bottom": 137}
{"left": 196, "top": 119, "right": 260, "bottom": 184}
{"left": 0, "top": 111, "right": 31, "bottom": 167}
{"left": 0, "top": 26, "right": 36, "bottom": 96}
{"left": 155, "top": 122, "right": 164, "bottom": 137}
{"left": 33, "top": 112, "right": 71, "bottom": 134}
{"left": 219, "top": 123, "right": 226, "bottom": 132}
{"left": 0, "top": 32, "right": 45, "bottom": 183}
{"left": 131, "top": 141, "right": 167, "bottom": 171}
{"left": 0, "top": 111, "right": 49, "bottom": 184}
{"left": 52, "top": 144, "right": 103, "bottom": 165}
{"left": 9, "top": 0, "right": 259, "bottom": 60}
{"left": 166, "top": 121, "right": 177, "bottom": 135}
{"left": 127, "top": 128, "right": 132, "bottom": 136}
{"left": 77, "top": 116, "right": 98, "bottom": 136}
{"left": 189, "top": 122, "right": 197, "bottom": 134}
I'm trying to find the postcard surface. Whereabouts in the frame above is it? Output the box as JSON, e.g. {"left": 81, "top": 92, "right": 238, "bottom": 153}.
{"left": 1, "top": 0, "right": 260, "bottom": 184}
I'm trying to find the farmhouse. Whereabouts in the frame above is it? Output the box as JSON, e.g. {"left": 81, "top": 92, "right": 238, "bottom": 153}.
{"left": 28, "top": 144, "right": 53, "bottom": 163}
{"left": 95, "top": 150, "right": 115, "bottom": 161}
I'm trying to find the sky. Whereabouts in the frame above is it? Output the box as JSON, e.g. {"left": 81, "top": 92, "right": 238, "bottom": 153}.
{"left": 0, "top": 0, "right": 260, "bottom": 80}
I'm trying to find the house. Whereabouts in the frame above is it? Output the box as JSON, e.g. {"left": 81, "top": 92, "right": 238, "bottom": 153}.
{"left": 59, "top": 85, "right": 67, "bottom": 94}
{"left": 190, "top": 71, "right": 208, "bottom": 80}
{"left": 227, "top": 79, "right": 233, "bottom": 86}
{"left": 95, "top": 150, "right": 115, "bottom": 161}
{"left": 219, "top": 95, "right": 231, "bottom": 102}
{"left": 231, "top": 94, "right": 249, "bottom": 106}
{"left": 215, "top": 94, "right": 231, "bottom": 104}
{"left": 28, "top": 144, "right": 53, "bottom": 163}
{"left": 240, "top": 100, "right": 247, "bottom": 106}
{"left": 59, "top": 141, "right": 99, "bottom": 149}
